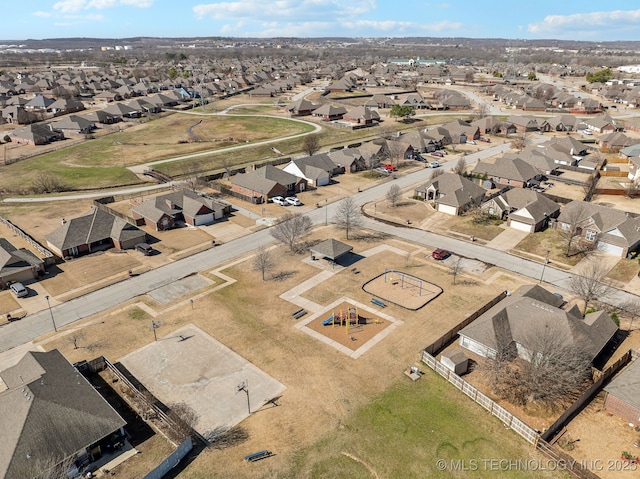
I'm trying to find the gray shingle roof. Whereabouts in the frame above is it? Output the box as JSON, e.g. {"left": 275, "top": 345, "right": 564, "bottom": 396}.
{"left": 604, "top": 359, "right": 640, "bottom": 411}
{"left": 0, "top": 350, "right": 126, "bottom": 479}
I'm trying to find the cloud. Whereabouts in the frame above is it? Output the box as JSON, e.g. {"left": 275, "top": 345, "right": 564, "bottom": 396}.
{"left": 193, "top": 0, "right": 376, "bottom": 22}
{"left": 342, "top": 19, "right": 462, "bottom": 34}
{"left": 528, "top": 9, "right": 640, "bottom": 35}
{"left": 33, "top": 11, "right": 52, "bottom": 17}
{"left": 53, "top": 0, "right": 152, "bottom": 14}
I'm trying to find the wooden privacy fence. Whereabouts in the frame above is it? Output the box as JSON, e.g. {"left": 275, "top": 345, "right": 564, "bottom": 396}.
{"left": 421, "top": 351, "right": 540, "bottom": 445}
{"left": 540, "top": 350, "right": 633, "bottom": 443}
{"left": 0, "top": 215, "right": 56, "bottom": 265}
{"left": 599, "top": 170, "right": 628, "bottom": 177}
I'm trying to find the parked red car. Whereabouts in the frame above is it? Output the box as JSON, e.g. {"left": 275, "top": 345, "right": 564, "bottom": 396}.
{"left": 432, "top": 248, "right": 451, "bottom": 260}
{"left": 381, "top": 164, "right": 397, "bottom": 172}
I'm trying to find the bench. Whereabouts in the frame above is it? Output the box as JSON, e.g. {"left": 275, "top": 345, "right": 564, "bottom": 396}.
{"left": 292, "top": 309, "right": 307, "bottom": 319}
{"left": 244, "top": 450, "right": 273, "bottom": 462}
{"left": 371, "top": 298, "right": 386, "bottom": 308}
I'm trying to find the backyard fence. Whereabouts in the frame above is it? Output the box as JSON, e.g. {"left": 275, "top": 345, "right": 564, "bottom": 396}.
{"left": 599, "top": 170, "right": 628, "bottom": 177}
{"left": 142, "top": 437, "right": 193, "bottom": 479}
{"left": 421, "top": 351, "right": 540, "bottom": 445}
{"left": 0, "top": 215, "right": 56, "bottom": 265}
{"left": 540, "top": 350, "right": 633, "bottom": 443}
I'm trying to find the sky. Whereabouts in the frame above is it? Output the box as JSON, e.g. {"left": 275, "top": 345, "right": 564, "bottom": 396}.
{"left": 6, "top": 1, "right": 640, "bottom": 41}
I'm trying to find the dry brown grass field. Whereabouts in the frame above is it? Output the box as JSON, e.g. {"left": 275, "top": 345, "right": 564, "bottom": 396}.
{"left": 38, "top": 225, "right": 529, "bottom": 478}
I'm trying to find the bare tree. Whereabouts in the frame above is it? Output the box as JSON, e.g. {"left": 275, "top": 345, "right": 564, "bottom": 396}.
{"left": 453, "top": 156, "right": 467, "bottom": 175}
{"left": 386, "top": 184, "right": 401, "bottom": 207}
{"left": 473, "top": 103, "right": 490, "bottom": 120}
{"left": 167, "top": 402, "right": 199, "bottom": 441}
{"left": 484, "top": 320, "right": 592, "bottom": 407}
{"left": 569, "top": 258, "right": 613, "bottom": 314}
{"left": 334, "top": 197, "right": 363, "bottom": 240}
{"left": 270, "top": 212, "right": 313, "bottom": 252}
{"left": 510, "top": 132, "right": 528, "bottom": 151}
{"left": 185, "top": 160, "right": 205, "bottom": 191}
{"left": 31, "top": 172, "right": 67, "bottom": 194}
{"left": 450, "top": 257, "right": 463, "bottom": 285}
{"left": 252, "top": 246, "right": 274, "bottom": 281}
{"left": 621, "top": 298, "right": 640, "bottom": 331}
{"left": 431, "top": 168, "right": 444, "bottom": 179}
{"left": 624, "top": 180, "right": 640, "bottom": 199}
{"left": 558, "top": 203, "right": 591, "bottom": 257}
{"left": 386, "top": 137, "right": 406, "bottom": 166}
{"left": 302, "top": 133, "right": 320, "bottom": 156}
{"left": 66, "top": 331, "right": 86, "bottom": 350}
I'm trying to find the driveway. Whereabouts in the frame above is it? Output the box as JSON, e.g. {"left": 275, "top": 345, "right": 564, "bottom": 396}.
{"left": 485, "top": 227, "right": 529, "bottom": 252}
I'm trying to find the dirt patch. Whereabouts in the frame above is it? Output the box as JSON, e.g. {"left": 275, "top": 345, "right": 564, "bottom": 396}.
{"left": 306, "top": 300, "right": 391, "bottom": 351}
{"left": 362, "top": 270, "right": 442, "bottom": 310}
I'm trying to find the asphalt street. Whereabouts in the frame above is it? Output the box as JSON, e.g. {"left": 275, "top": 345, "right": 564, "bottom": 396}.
{"left": 1, "top": 147, "right": 638, "bottom": 353}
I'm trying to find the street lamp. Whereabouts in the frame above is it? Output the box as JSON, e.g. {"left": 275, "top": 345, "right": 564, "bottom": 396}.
{"left": 539, "top": 250, "right": 550, "bottom": 283}
{"left": 45, "top": 295, "right": 57, "bottom": 332}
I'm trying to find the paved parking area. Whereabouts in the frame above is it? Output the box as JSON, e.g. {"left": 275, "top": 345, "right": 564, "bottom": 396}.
{"left": 119, "top": 324, "right": 286, "bottom": 439}
{"left": 146, "top": 274, "right": 212, "bottom": 305}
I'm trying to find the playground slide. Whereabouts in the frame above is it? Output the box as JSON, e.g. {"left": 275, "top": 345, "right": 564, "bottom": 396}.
{"left": 322, "top": 317, "right": 335, "bottom": 326}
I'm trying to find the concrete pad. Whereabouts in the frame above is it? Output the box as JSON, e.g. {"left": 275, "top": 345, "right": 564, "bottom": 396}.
{"left": 119, "top": 324, "right": 285, "bottom": 439}
{"left": 147, "top": 274, "right": 212, "bottom": 305}
{"left": 570, "top": 253, "right": 620, "bottom": 276}
{"left": 485, "top": 227, "right": 529, "bottom": 251}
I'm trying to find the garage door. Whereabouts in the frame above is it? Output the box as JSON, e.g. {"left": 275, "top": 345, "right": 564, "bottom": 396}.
{"left": 438, "top": 204, "right": 458, "bottom": 215}
{"left": 597, "top": 241, "right": 624, "bottom": 257}
{"left": 509, "top": 220, "right": 532, "bottom": 233}
{"left": 194, "top": 213, "right": 214, "bottom": 226}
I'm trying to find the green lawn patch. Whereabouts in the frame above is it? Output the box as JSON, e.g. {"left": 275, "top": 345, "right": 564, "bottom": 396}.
{"left": 279, "top": 373, "right": 564, "bottom": 479}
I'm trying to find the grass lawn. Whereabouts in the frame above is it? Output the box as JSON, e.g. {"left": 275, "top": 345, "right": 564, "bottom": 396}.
{"left": 1, "top": 114, "right": 315, "bottom": 191}
{"left": 514, "top": 229, "right": 583, "bottom": 267}
{"left": 277, "top": 372, "right": 564, "bottom": 479}
{"left": 446, "top": 216, "right": 504, "bottom": 241}
{"left": 607, "top": 258, "right": 638, "bottom": 284}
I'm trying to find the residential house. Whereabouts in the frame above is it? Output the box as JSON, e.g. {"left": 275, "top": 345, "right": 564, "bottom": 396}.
{"left": 342, "top": 106, "right": 380, "bottom": 126}
{"left": 285, "top": 98, "right": 318, "bottom": 117}
{"left": 400, "top": 93, "right": 430, "bottom": 110}
{"left": 603, "top": 359, "right": 640, "bottom": 424}
{"left": 583, "top": 114, "right": 619, "bottom": 133}
{"left": 458, "top": 284, "right": 617, "bottom": 362}
{"left": 414, "top": 173, "right": 486, "bottom": 215}
{"left": 46, "top": 208, "right": 146, "bottom": 258}
{"left": 49, "top": 98, "right": 85, "bottom": 116}
{"left": 132, "top": 189, "right": 229, "bottom": 231}
{"left": 328, "top": 148, "right": 367, "bottom": 173}
{"left": 442, "top": 119, "right": 480, "bottom": 144}
{"left": 49, "top": 115, "right": 96, "bottom": 135}
{"left": 24, "top": 94, "right": 55, "bottom": 113}
{"left": 472, "top": 156, "right": 541, "bottom": 188}
{"left": 230, "top": 165, "right": 307, "bottom": 202}
{"left": 541, "top": 114, "right": 578, "bottom": 132}
{"left": 364, "top": 95, "right": 395, "bottom": 109}
{"left": 103, "top": 102, "right": 141, "bottom": 119}
{"left": 556, "top": 200, "right": 640, "bottom": 257}
{"left": 283, "top": 154, "right": 337, "bottom": 187}
{"left": 599, "top": 132, "right": 635, "bottom": 151}
{"left": 80, "top": 109, "right": 118, "bottom": 125}
{"left": 0, "top": 350, "right": 126, "bottom": 479}
{"left": 0, "top": 238, "right": 45, "bottom": 285}
{"left": 507, "top": 115, "right": 539, "bottom": 133}
{"left": 481, "top": 188, "right": 560, "bottom": 233}
{"left": 312, "top": 104, "right": 347, "bottom": 121}
{"left": 9, "top": 124, "right": 64, "bottom": 145}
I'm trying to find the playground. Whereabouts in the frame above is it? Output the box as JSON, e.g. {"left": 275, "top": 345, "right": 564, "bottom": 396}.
{"left": 299, "top": 299, "right": 398, "bottom": 357}
{"left": 362, "top": 269, "right": 443, "bottom": 310}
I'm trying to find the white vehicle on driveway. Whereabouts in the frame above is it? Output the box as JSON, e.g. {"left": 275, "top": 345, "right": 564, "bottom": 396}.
{"left": 271, "top": 196, "right": 287, "bottom": 206}
{"left": 285, "top": 196, "right": 302, "bottom": 206}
